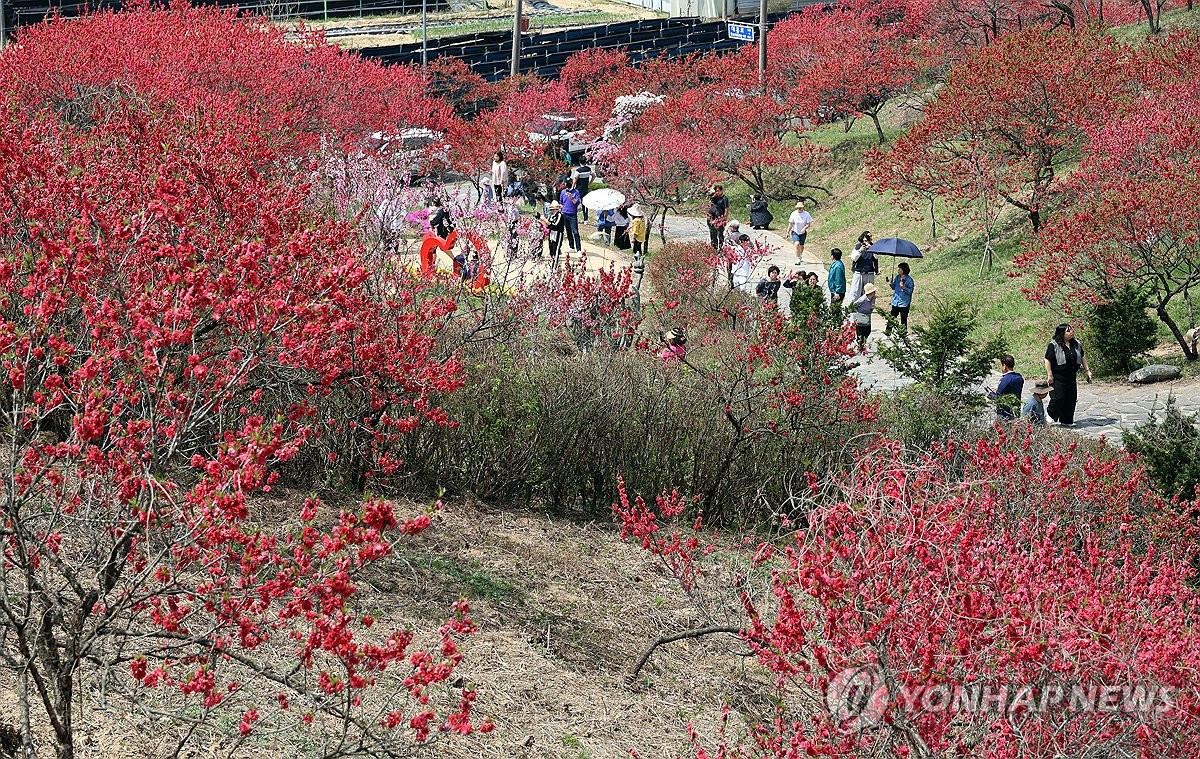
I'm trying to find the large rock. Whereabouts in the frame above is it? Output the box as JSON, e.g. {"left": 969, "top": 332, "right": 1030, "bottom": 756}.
{"left": 1128, "top": 364, "right": 1181, "bottom": 384}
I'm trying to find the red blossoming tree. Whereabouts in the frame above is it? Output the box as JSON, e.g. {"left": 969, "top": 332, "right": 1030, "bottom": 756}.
{"left": 620, "top": 431, "right": 1200, "bottom": 757}
{"left": 758, "top": 0, "right": 923, "bottom": 145}
{"left": 0, "top": 8, "right": 491, "bottom": 757}
{"left": 869, "top": 26, "right": 1129, "bottom": 233}
{"left": 1016, "top": 32, "right": 1200, "bottom": 357}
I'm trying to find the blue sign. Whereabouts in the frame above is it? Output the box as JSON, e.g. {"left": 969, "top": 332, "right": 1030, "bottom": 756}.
{"left": 727, "top": 21, "right": 756, "bottom": 42}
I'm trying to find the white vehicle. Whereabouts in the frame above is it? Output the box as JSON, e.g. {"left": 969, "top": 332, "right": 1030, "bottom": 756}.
{"left": 526, "top": 114, "right": 595, "bottom": 159}
{"left": 364, "top": 127, "right": 451, "bottom": 180}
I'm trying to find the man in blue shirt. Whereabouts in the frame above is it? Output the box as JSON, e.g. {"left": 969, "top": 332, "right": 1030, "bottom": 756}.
{"left": 987, "top": 355, "right": 1024, "bottom": 420}
{"left": 827, "top": 248, "right": 846, "bottom": 311}
{"left": 558, "top": 180, "right": 583, "bottom": 253}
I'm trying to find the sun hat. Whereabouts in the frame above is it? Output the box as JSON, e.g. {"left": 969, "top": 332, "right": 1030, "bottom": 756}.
{"left": 1032, "top": 380, "right": 1051, "bottom": 396}
{"left": 795, "top": 201, "right": 805, "bottom": 209}
{"left": 629, "top": 204, "right": 644, "bottom": 217}
{"left": 664, "top": 328, "right": 685, "bottom": 344}
{"left": 864, "top": 283, "right": 877, "bottom": 296}
{"left": 728, "top": 219, "right": 740, "bottom": 230}
{"left": 548, "top": 200, "right": 562, "bottom": 209}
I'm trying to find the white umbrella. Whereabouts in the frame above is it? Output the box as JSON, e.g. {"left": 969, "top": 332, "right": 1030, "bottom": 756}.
{"left": 581, "top": 188, "right": 625, "bottom": 211}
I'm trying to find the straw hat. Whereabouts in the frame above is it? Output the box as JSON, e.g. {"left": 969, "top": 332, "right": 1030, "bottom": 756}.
{"left": 794, "top": 201, "right": 805, "bottom": 209}
{"left": 864, "top": 283, "right": 877, "bottom": 296}
{"left": 629, "top": 204, "right": 644, "bottom": 217}
{"left": 548, "top": 200, "right": 562, "bottom": 209}
{"left": 663, "top": 328, "right": 685, "bottom": 344}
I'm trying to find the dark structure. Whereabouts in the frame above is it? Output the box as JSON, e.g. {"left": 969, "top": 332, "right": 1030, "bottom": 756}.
{"left": 358, "top": 14, "right": 800, "bottom": 81}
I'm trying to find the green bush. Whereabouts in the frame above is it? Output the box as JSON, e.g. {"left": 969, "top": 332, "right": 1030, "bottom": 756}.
{"left": 1123, "top": 395, "right": 1200, "bottom": 500}
{"left": 1084, "top": 286, "right": 1158, "bottom": 375}
{"left": 789, "top": 283, "right": 837, "bottom": 328}
{"left": 876, "top": 298, "right": 1008, "bottom": 404}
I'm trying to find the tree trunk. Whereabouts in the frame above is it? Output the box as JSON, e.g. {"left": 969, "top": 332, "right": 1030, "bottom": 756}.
{"left": 1158, "top": 304, "right": 1198, "bottom": 360}
{"left": 868, "top": 110, "right": 886, "bottom": 145}
{"left": 1028, "top": 208, "right": 1041, "bottom": 234}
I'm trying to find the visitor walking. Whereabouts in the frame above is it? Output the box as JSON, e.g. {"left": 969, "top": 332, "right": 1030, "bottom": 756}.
{"left": 571, "top": 161, "right": 594, "bottom": 221}
{"left": 788, "top": 202, "right": 813, "bottom": 266}
{"left": 1044, "top": 323, "right": 1092, "bottom": 427}
{"left": 851, "top": 283, "right": 878, "bottom": 354}
{"left": 612, "top": 204, "right": 631, "bottom": 251}
{"left": 706, "top": 186, "right": 729, "bottom": 250}
{"left": 490, "top": 151, "right": 509, "bottom": 203}
{"left": 1023, "top": 380, "right": 1051, "bottom": 426}
{"left": 748, "top": 194, "right": 773, "bottom": 229}
{"left": 629, "top": 204, "right": 649, "bottom": 258}
{"left": 827, "top": 248, "right": 846, "bottom": 310}
{"left": 728, "top": 221, "right": 752, "bottom": 291}
{"left": 886, "top": 262, "right": 915, "bottom": 334}
{"left": 848, "top": 231, "right": 877, "bottom": 303}
{"left": 533, "top": 212, "right": 547, "bottom": 258}
{"left": 546, "top": 200, "right": 566, "bottom": 268}
{"left": 987, "top": 355, "right": 1024, "bottom": 420}
{"left": 558, "top": 180, "right": 583, "bottom": 252}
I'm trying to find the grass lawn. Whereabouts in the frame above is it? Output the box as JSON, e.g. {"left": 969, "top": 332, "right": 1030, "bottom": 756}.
{"left": 688, "top": 5, "right": 1200, "bottom": 374}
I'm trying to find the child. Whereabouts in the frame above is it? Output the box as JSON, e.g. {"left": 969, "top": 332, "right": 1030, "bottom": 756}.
{"left": 597, "top": 208, "right": 615, "bottom": 245}
{"left": 629, "top": 204, "right": 649, "bottom": 257}
{"left": 1022, "top": 380, "right": 1050, "bottom": 426}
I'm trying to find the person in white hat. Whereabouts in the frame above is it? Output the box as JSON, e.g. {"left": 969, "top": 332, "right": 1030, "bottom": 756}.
{"left": 629, "top": 204, "right": 649, "bottom": 258}
{"left": 546, "top": 200, "right": 566, "bottom": 267}
{"left": 788, "top": 201, "right": 813, "bottom": 265}
{"left": 851, "top": 282, "right": 878, "bottom": 354}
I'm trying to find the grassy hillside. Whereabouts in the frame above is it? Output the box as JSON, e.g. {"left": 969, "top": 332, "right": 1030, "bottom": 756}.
{"left": 710, "top": 4, "right": 1200, "bottom": 376}
{"left": 717, "top": 111, "right": 1060, "bottom": 374}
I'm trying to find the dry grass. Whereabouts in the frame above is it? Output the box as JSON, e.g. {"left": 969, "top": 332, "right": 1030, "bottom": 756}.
{"left": 0, "top": 496, "right": 771, "bottom": 758}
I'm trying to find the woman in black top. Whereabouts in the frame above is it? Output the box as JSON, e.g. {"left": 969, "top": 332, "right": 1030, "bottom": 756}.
{"left": 429, "top": 198, "right": 453, "bottom": 239}
{"left": 1043, "top": 323, "right": 1093, "bottom": 426}
{"left": 748, "top": 194, "right": 773, "bottom": 229}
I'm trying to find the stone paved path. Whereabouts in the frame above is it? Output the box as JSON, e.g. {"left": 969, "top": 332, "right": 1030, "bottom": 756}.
{"left": 661, "top": 214, "right": 1200, "bottom": 443}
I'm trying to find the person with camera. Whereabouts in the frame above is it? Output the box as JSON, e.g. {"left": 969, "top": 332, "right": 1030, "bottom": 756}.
{"left": 848, "top": 231, "right": 877, "bottom": 302}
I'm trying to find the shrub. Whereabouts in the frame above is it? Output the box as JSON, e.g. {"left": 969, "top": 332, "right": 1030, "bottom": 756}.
{"left": 876, "top": 297, "right": 1008, "bottom": 403}
{"left": 878, "top": 384, "right": 987, "bottom": 451}
{"left": 1123, "top": 395, "right": 1200, "bottom": 500}
{"left": 788, "top": 282, "right": 834, "bottom": 326}
{"left": 403, "top": 329, "right": 873, "bottom": 523}
{"left": 1084, "top": 285, "right": 1158, "bottom": 375}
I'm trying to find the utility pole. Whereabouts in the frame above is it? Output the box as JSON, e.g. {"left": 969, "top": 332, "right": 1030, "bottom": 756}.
{"left": 510, "top": 0, "right": 522, "bottom": 78}
{"left": 0, "top": 0, "right": 7, "bottom": 51}
{"left": 758, "top": 0, "right": 768, "bottom": 87}
{"left": 421, "top": 0, "right": 428, "bottom": 66}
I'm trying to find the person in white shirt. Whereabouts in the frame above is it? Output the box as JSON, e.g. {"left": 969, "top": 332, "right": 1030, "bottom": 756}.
{"left": 727, "top": 220, "right": 752, "bottom": 291}
{"left": 788, "top": 202, "right": 813, "bottom": 265}
{"left": 490, "top": 151, "right": 509, "bottom": 203}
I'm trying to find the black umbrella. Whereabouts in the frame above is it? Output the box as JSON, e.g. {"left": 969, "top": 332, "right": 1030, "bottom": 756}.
{"left": 869, "top": 238, "right": 923, "bottom": 258}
